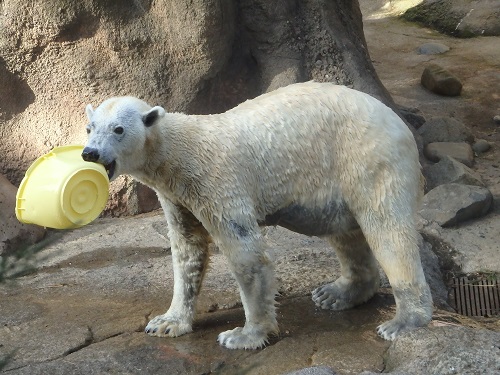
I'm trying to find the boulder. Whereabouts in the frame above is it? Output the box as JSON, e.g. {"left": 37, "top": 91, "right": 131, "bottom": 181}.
{"left": 403, "top": 0, "right": 500, "bottom": 37}
{"left": 0, "top": 174, "right": 46, "bottom": 255}
{"left": 423, "top": 212, "right": 500, "bottom": 274}
{"left": 420, "top": 183, "right": 492, "bottom": 227}
{"left": 424, "top": 156, "right": 484, "bottom": 191}
{"left": 421, "top": 64, "right": 463, "bottom": 96}
{"left": 383, "top": 327, "right": 500, "bottom": 374}
{"left": 424, "top": 142, "right": 474, "bottom": 167}
{"left": 417, "top": 117, "right": 474, "bottom": 145}
{"left": 101, "top": 176, "right": 160, "bottom": 217}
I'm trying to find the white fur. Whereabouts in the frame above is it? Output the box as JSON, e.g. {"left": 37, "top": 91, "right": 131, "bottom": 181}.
{"left": 84, "top": 82, "right": 432, "bottom": 349}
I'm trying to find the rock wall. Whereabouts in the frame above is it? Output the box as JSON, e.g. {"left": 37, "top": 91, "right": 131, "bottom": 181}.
{"left": 0, "top": 0, "right": 393, "bottom": 215}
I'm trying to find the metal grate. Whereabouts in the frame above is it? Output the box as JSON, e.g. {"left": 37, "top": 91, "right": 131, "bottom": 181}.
{"left": 451, "top": 277, "right": 500, "bottom": 317}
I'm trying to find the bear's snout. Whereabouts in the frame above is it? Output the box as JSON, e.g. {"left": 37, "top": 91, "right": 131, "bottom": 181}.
{"left": 82, "top": 147, "right": 100, "bottom": 163}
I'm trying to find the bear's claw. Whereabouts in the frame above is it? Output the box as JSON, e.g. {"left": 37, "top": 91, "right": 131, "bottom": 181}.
{"left": 145, "top": 314, "right": 192, "bottom": 338}
{"left": 312, "top": 278, "right": 378, "bottom": 311}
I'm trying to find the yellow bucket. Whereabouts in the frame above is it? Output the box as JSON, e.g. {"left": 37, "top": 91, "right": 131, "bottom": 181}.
{"left": 15, "top": 145, "right": 109, "bottom": 229}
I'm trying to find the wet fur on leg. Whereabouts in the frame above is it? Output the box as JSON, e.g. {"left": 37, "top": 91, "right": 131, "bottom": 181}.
{"left": 145, "top": 199, "right": 210, "bottom": 338}
{"left": 313, "top": 230, "right": 380, "bottom": 310}
{"left": 217, "top": 236, "right": 279, "bottom": 349}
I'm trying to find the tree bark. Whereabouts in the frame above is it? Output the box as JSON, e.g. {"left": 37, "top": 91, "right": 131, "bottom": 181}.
{"left": 191, "top": 0, "right": 394, "bottom": 114}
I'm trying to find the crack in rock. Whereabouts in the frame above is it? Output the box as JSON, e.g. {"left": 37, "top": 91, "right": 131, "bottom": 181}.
{"left": 62, "top": 326, "right": 94, "bottom": 357}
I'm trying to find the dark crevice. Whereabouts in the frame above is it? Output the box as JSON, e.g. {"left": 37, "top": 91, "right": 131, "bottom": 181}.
{"left": 62, "top": 326, "right": 94, "bottom": 356}
{"left": 62, "top": 329, "right": 127, "bottom": 357}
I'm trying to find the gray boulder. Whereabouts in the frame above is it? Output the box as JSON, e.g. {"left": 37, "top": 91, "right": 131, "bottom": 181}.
{"left": 403, "top": 0, "right": 500, "bottom": 37}
{"left": 421, "top": 64, "right": 462, "bottom": 96}
{"left": 420, "top": 183, "right": 492, "bottom": 227}
{"left": 424, "top": 156, "right": 484, "bottom": 191}
{"left": 384, "top": 327, "right": 500, "bottom": 375}
{"left": 418, "top": 117, "right": 474, "bottom": 145}
{"left": 424, "top": 142, "right": 474, "bottom": 167}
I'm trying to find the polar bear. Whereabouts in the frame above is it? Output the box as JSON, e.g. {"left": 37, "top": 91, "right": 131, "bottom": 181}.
{"left": 82, "top": 82, "right": 432, "bottom": 350}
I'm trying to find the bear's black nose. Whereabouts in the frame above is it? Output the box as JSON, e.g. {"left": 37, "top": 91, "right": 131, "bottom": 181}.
{"left": 82, "top": 147, "right": 100, "bottom": 162}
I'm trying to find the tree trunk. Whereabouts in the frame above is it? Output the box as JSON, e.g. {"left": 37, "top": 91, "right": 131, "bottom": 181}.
{"left": 0, "top": 0, "right": 399, "bottom": 215}
{"left": 191, "top": 0, "right": 394, "bottom": 115}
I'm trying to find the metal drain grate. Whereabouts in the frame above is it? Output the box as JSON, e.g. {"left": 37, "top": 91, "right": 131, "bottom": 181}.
{"left": 451, "top": 277, "right": 500, "bottom": 317}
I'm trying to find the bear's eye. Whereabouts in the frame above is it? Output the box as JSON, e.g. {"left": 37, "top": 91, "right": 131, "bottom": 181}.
{"left": 114, "top": 126, "right": 124, "bottom": 135}
{"left": 86, "top": 126, "right": 91, "bottom": 134}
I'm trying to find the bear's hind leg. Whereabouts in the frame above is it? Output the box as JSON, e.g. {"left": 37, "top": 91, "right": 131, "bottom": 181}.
{"left": 312, "top": 230, "right": 380, "bottom": 310}
{"left": 145, "top": 201, "right": 210, "bottom": 338}
{"left": 362, "top": 222, "right": 432, "bottom": 340}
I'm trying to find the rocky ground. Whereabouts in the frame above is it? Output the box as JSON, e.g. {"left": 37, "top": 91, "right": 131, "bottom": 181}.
{"left": 1, "top": 3, "right": 500, "bottom": 375}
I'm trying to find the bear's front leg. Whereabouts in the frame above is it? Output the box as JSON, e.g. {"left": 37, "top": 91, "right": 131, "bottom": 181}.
{"left": 145, "top": 201, "right": 210, "bottom": 338}
{"left": 216, "top": 230, "right": 279, "bottom": 350}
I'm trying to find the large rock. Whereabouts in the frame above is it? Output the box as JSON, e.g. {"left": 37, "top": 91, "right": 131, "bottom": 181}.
{"left": 424, "top": 156, "right": 484, "bottom": 191}
{"left": 423, "top": 212, "right": 500, "bottom": 274}
{"left": 417, "top": 117, "right": 474, "bottom": 145}
{"left": 383, "top": 326, "right": 500, "bottom": 374}
{"left": 0, "top": 174, "right": 45, "bottom": 255}
{"left": 421, "top": 64, "right": 462, "bottom": 96}
{"left": 101, "top": 176, "right": 160, "bottom": 217}
{"left": 403, "top": 0, "right": 500, "bottom": 37}
{"left": 424, "top": 142, "right": 474, "bottom": 167}
{"left": 420, "top": 183, "right": 492, "bottom": 227}
{"left": 0, "top": 216, "right": 388, "bottom": 374}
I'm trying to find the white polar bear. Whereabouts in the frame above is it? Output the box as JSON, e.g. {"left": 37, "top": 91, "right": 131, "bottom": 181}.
{"left": 83, "top": 82, "right": 432, "bottom": 350}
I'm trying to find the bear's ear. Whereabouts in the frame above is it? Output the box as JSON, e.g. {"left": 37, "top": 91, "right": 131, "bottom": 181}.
{"left": 142, "top": 106, "right": 166, "bottom": 127}
{"left": 85, "top": 104, "right": 94, "bottom": 120}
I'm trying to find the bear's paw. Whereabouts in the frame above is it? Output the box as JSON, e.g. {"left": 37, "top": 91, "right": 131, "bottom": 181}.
{"left": 312, "top": 277, "right": 378, "bottom": 311}
{"left": 145, "top": 314, "right": 192, "bottom": 337}
{"left": 376, "top": 313, "right": 431, "bottom": 341}
{"left": 217, "top": 326, "right": 270, "bottom": 350}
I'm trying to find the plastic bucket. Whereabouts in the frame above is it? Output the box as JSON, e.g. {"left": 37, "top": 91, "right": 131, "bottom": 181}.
{"left": 15, "top": 145, "right": 109, "bottom": 229}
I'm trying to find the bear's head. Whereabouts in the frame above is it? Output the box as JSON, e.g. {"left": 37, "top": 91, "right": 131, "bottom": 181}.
{"left": 83, "top": 97, "right": 165, "bottom": 180}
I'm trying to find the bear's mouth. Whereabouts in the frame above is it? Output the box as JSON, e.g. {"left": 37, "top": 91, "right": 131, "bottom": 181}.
{"left": 104, "top": 160, "right": 116, "bottom": 179}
